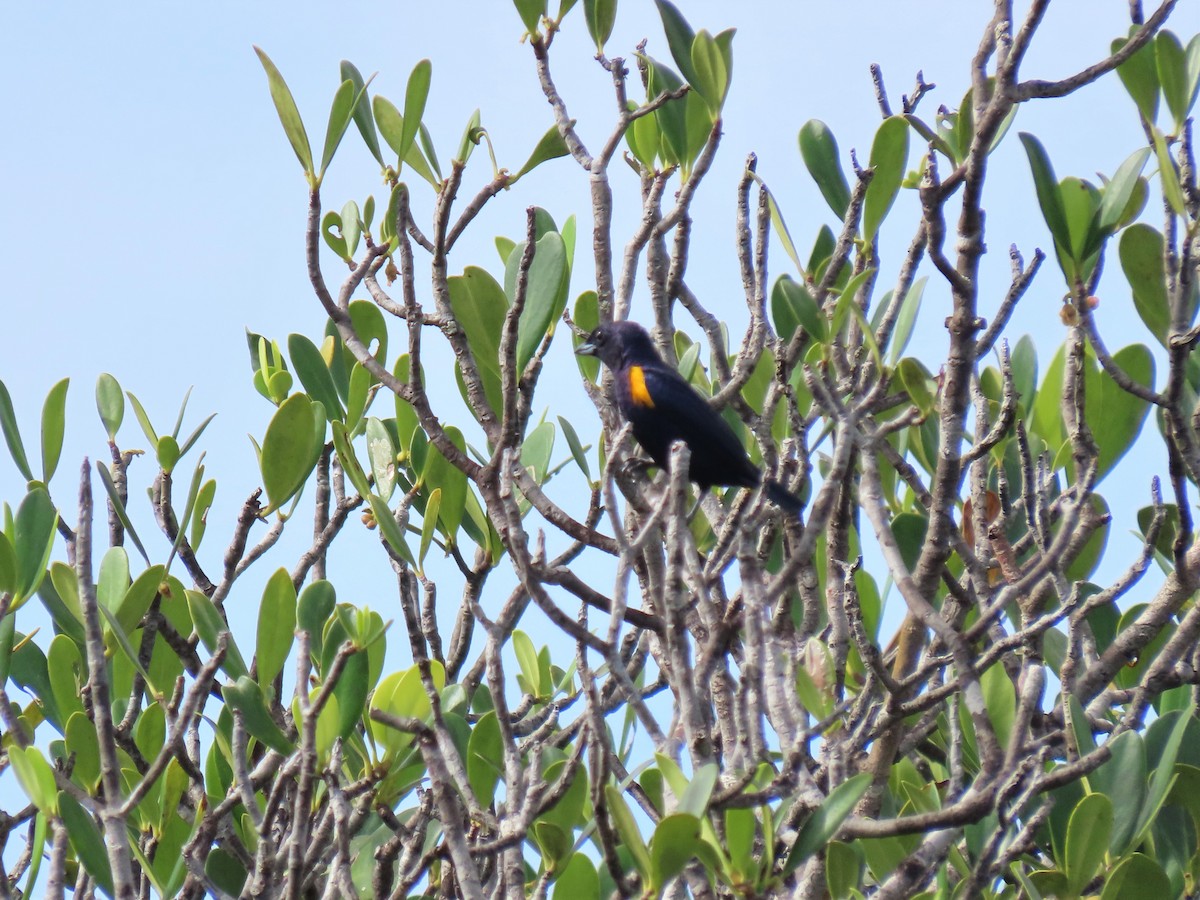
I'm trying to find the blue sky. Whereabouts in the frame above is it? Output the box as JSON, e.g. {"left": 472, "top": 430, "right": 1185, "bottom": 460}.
{"left": 0, "top": 1, "right": 1196, "bottom": 706}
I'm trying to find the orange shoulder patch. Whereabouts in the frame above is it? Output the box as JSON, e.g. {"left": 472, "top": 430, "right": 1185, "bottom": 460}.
{"left": 628, "top": 366, "right": 655, "bottom": 408}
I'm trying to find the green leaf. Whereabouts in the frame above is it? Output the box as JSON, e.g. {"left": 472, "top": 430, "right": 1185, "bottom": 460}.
{"left": 1121, "top": 224, "right": 1169, "bottom": 345}
{"left": 455, "top": 108, "right": 483, "bottom": 165}
{"left": 321, "top": 210, "right": 348, "bottom": 260}
{"left": 0, "top": 380, "right": 32, "bottom": 481}
{"left": 126, "top": 390, "right": 159, "bottom": 445}
{"left": 224, "top": 675, "right": 295, "bottom": 755}
{"left": 253, "top": 46, "right": 314, "bottom": 181}
{"left": 8, "top": 745, "right": 57, "bottom": 813}
{"left": 97, "top": 546, "right": 130, "bottom": 617}
{"left": 583, "top": 0, "right": 616, "bottom": 52}
{"left": 95, "top": 461, "right": 150, "bottom": 565}
{"left": 400, "top": 59, "right": 433, "bottom": 166}
{"left": 552, "top": 853, "right": 599, "bottom": 900}
{"left": 368, "top": 661, "right": 445, "bottom": 755}
{"left": 862, "top": 116, "right": 909, "bottom": 241}
{"left": 654, "top": 0, "right": 699, "bottom": 87}
{"left": 649, "top": 813, "right": 702, "bottom": 890}
{"left": 467, "top": 711, "right": 503, "bottom": 803}
{"left": 13, "top": 488, "right": 56, "bottom": 605}
{"left": 95, "top": 373, "right": 124, "bottom": 441}
{"left": 331, "top": 420, "right": 370, "bottom": 497}
{"left": 690, "top": 29, "right": 728, "bottom": 111}
{"left": 419, "top": 488, "right": 441, "bottom": 569}
{"left": 156, "top": 435, "right": 180, "bottom": 474}
{"left": 365, "top": 417, "right": 398, "bottom": 503}
{"left": 65, "top": 710, "right": 101, "bottom": 788}
{"left": 257, "top": 568, "right": 297, "bottom": 686}
{"left": 506, "top": 231, "right": 569, "bottom": 373}
{"left": 799, "top": 120, "right": 850, "bottom": 219}
{"left": 888, "top": 276, "right": 927, "bottom": 364}
{"left": 605, "top": 785, "right": 652, "bottom": 881}
{"left": 678, "top": 762, "right": 717, "bottom": 817}
{"left": 1114, "top": 30, "right": 1160, "bottom": 123}
{"left": 1065, "top": 793, "right": 1113, "bottom": 895}
{"left": 572, "top": 291, "right": 600, "bottom": 382}
{"left": 288, "top": 333, "right": 344, "bottom": 420}
{"left": 319, "top": 78, "right": 357, "bottom": 179}
{"left": 1157, "top": 30, "right": 1189, "bottom": 129}
{"left": 1097, "top": 147, "right": 1151, "bottom": 238}
{"left": 1088, "top": 729, "right": 1146, "bottom": 855}
{"left": 369, "top": 492, "right": 416, "bottom": 567}
{"left": 980, "top": 660, "right": 1016, "bottom": 750}
{"left": 783, "top": 773, "right": 872, "bottom": 875}
{"left": 0, "top": 533, "right": 16, "bottom": 595}
{"left": 39, "top": 378, "right": 68, "bottom": 483}
{"left": 448, "top": 266, "right": 507, "bottom": 414}
{"left": 187, "top": 590, "right": 249, "bottom": 680}
{"left": 1152, "top": 126, "right": 1186, "bottom": 216}
{"left": 59, "top": 791, "right": 113, "bottom": 896}
{"left": 558, "top": 415, "right": 591, "bottom": 482}
{"left": 1019, "top": 132, "right": 1071, "bottom": 263}
{"left": 1099, "top": 853, "right": 1171, "bottom": 900}
{"left": 422, "top": 426, "right": 468, "bottom": 541}
{"left": 340, "top": 60, "right": 383, "bottom": 166}
{"left": 261, "top": 394, "right": 324, "bottom": 513}
{"left": 1059, "top": 176, "right": 1101, "bottom": 271}
{"left": 514, "top": 629, "right": 541, "bottom": 696}
{"left": 116, "top": 564, "right": 165, "bottom": 635}
{"left": 771, "top": 274, "right": 824, "bottom": 344}
{"left": 644, "top": 58, "right": 687, "bottom": 166}
{"left": 512, "top": 124, "right": 570, "bottom": 182}
{"left": 515, "top": 0, "right": 545, "bottom": 36}
{"left": 1088, "top": 343, "right": 1153, "bottom": 481}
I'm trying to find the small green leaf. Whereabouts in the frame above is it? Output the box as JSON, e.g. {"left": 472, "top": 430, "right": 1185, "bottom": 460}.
{"left": 126, "top": 390, "right": 159, "bottom": 445}
{"left": 95, "top": 373, "right": 124, "bottom": 441}
{"left": 257, "top": 568, "right": 297, "bottom": 686}
{"left": 455, "top": 108, "right": 483, "bottom": 165}
{"left": 39, "top": 378, "right": 68, "bottom": 483}
{"left": 1157, "top": 30, "right": 1190, "bottom": 129}
{"left": 512, "top": 124, "right": 570, "bottom": 183}
{"left": 1152, "top": 126, "right": 1186, "bottom": 215}
{"left": 1065, "top": 793, "right": 1113, "bottom": 895}
{"left": 506, "top": 231, "right": 568, "bottom": 373}
{"left": 369, "top": 493, "right": 416, "bottom": 567}
{"left": 422, "top": 426, "right": 468, "bottom": 540}
{"left": 319, "top": 78, "right": 357, "bottom": 179}
{"left": 1120, "top": 224, "right": 1169, "bottom": 346}
{"left": 321, "top": 210, "right": 348, "bottom": 260}
{"left": 799, "top": 120, "right": 850, "bottom": 219}
{"left": 1097, "top": 148, "right": 1151, "bottom": 239}
{"left": 116, "top": 564, "right": 165, "bottom": 635}
{"left": 1099, "top": 853, "right": 1171, "bottom": 900}
{"left": 297, "top": 580, "right": 336, "bottom": 658}
{"left": 654, "top": 0, "right": 698, "bottom": 87}
{"left": 1114, "top": 30, "right": 1160, "bottom": 123}
{"left": 605, "top": 785, "right": 652, "bottom": 881}
{"left": 8, "top": 745, "right": 57, "bottom": 813}
{"left": 365, "top": 417, "right": 398, "bottom": 503}
{"left": 0, "top": 380, "right": 32, "bottom": 481}
{"left": 13, "top": 488, "right": 56, "bottom": 605}
{"left": 340, "top": 60, "right": 383, "bottom": 167}
{"left": 888, "top": 276, "right": 927, "bottom": 364}
{"left": 771, "top": 275, "right": 824, "bottom": 343}
{"left": 260, "top": 394, "right": 324, "bottom": 512}
{"left": 59, "top": 791, "right": 113, "bottom": 895}
{"left": 582, "top": 0, "right": 616, "bottom": 52}
{"left": 862, "top": 116, "right": 909, "bottom": 242}
{"left": 419, "top": 488, "right": 441, "bottom": 568}
{"left": 400, "top": 59, "right": 433, "bottom": 167}
{"left": 649, "top": 813, "right": 702, "bottom": 890}
{"left": 288, "top": 333, "right": 344, "bottom": 420}
{"left": 156, "top": 435, "right": 180, "bottom": 473}
{"left": 689, "top": 29, "right": 728, "bottom": 111}
{"left": 783, "top": 772, "right": 872, "bottom": 874}
{"left": 514, "top": 0, "right": 546, "bottom": 36}
{"left": 253, "top": 46, "right": 314, "bottom": 180}
{"left": 558, "top": 416, "right": 591, "bottom": 482}
{"left": 225, "top": 675, "right": 295, "bottom": 755}
{"left": 95, "top": 461, "right": 150, "bottom": 565}
{"left": 1019, "top": 132, "right": 1071, "bottom": 261}
{"left": 187, "top": 590, "right": 249, "bottom": 680}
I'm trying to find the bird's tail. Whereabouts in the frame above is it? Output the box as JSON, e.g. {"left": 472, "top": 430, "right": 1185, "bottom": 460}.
{"left": 763, "top": 479, "right": 804, "bottom": 516}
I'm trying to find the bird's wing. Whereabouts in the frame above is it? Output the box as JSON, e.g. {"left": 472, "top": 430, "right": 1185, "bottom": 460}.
{"left": 637, "top": 364, "right": 750, "bottom": 465}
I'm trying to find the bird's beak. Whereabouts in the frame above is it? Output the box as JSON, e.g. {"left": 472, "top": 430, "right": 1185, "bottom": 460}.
{"left": 575, "top": 339, "right": 598, "bottom": 357}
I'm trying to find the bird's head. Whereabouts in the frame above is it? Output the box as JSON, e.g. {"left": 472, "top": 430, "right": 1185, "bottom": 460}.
{"left": 575, "top": 321, "right": 661, "bottom": 371}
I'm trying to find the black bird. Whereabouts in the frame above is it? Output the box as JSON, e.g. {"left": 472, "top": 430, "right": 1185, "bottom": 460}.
{"left": 576, "top": 321, "right": 801, "bottom": 513}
